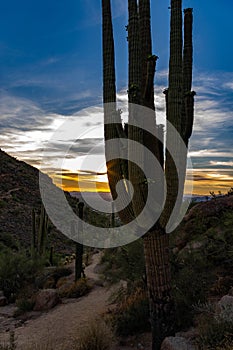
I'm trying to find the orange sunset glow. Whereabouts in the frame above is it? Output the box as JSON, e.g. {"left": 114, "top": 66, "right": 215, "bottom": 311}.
{"left": 191, "top": 169, "right": 233, "bottom": 195}
{"left": 53, "top": 172, "right": 110, "bottom": 193}
{"left": 52, "top": 169, "right": 233, "bottom": 196}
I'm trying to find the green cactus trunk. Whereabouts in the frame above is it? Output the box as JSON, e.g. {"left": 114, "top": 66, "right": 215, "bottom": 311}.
{"left": 38, "top": 204, "right": 48, "bottom": 256}
{"left": 159, "top": 0, "right": 183, "bottom": 229}
{"left": 31, "top": 204, "right": 49, "bottom": 259}
{"left": 102, "top": 0, "right": 135, "bottom": 224}
{"left": 31, "top": 208, "right": 36, "bottom": 259}
{"left": 143, "top": 231, "right": 175, "bottom": 349}
{"left": 49, "top": 246, "right": 54, "bottom": 266}
{"left": 182, "top": 8, "right": 195, "bottom": 144}
{"left": 128, "top": 0, "right": 145, "bottom": 217}
{"left": 110, "top": 202, "right": 115, "bottom": 227}
{"left": 74, "top": 202, "right": 84, "bottom": 281}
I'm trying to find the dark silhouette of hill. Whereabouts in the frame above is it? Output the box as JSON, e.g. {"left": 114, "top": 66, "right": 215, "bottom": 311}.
{"left": 0, "top": 149, "right": 77, "bottom": 253}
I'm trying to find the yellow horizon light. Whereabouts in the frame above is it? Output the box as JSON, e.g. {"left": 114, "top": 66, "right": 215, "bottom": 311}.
{"left": 51, "top": 169, "right": 232, "bottom": 196}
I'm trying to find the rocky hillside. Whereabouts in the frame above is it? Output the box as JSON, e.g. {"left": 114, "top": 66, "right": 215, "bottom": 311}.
{"left": 173, "top": 193, "right": 233, "bottom": 263}
{"left": 171, "top": 193, "right": 233, "bottom": 312}
{"left": 100, "top": 193, "right": 233, "bottom": 348}
{"left": 0, "top": 149, "right": 77, "bottom": 253}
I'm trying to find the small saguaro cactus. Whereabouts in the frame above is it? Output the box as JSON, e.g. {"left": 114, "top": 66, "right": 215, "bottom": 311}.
{"left": 31, "top": 203, "right": 49, "bottom": 259}
{"left": 71, "top": 201, "right": 85, "bottom": 281}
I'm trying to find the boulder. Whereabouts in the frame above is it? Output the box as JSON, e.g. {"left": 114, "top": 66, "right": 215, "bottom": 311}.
{"left": 33, "top": 289, "right": 60, "bottom": 311}
{"left": 217, "top": 295, "right": 233, "bottom": 321}
{"left": 161, "top": 336, "right": 197, "bottom": 350}
{"left": 218, "top": 295, "right": 233, "bottom": 309}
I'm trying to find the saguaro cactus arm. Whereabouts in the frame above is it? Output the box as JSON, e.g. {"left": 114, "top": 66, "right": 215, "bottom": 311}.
{"left": 160, "top": 0, "right": 190, "bottom": 229}
{"left": 102, "top": 0, "right": 135, "bottom": 223}
{"left": 182, "top": 8, "right": 195, "bottom": 144}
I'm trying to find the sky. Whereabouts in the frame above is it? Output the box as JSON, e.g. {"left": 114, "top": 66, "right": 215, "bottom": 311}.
{"left": 0, "top": 0, "right": 232, "bottom": 195}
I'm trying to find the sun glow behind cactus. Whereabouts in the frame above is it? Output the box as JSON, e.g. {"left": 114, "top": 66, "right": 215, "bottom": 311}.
{"left": 0, "top": 1, "right": 232, "bottom": 196}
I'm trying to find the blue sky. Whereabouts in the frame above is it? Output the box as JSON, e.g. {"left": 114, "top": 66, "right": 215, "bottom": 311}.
{"left": 0, "top": 0, "right": 232, "bottom": 194}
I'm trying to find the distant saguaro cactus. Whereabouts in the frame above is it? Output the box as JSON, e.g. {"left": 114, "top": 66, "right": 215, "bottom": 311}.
{"left": 71, "top": 201, "right": 85, "bottom": 281}
{"left": 31, "top": 203, "right": 49, "bottom": 259}
{"left": 76, "top": 202, "right": 85, "bottom": 281}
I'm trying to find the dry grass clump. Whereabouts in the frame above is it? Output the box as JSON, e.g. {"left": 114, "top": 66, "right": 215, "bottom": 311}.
{"left": 58, "top": 278, "right": 92, "bottom": 298}
{"left": 110, "top": 282, "right": 150, "bottom": 336}
{"left": 73, "top": 318, "right": 113, "bottom": 350}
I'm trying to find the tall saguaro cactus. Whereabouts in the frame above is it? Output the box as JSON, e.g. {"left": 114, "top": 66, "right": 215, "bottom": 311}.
{"left": 102, "top": 0, "right": 195, "bottom": 349}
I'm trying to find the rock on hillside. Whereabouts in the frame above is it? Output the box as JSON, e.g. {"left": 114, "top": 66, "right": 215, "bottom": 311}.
{"left": 174, "top": 194, "right": 233, "bottom": 250}
{"left": 0, "top": 149, "right": 77, "bottom": 253}
{"left": 185, "top": 194, "right": 233, "bottom": 222}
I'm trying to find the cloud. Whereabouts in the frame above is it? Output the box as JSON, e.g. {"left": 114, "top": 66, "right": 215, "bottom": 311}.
{"left": 189, "top": 168, "right": 233, "bottom": 195}
{"left": 0, "top": 96, "right": 107, "bottom": 180}
{"left": 209, "top": 161, "right": 233, "bottom": 167}
{"left": 188, "top": 71, "right": 233, "bottom": 160}
{"left": 0, "top": 69, "right": 232, "bottom": 194}
{"left": 223, "top": 82, "right": 233, "bottom": 90}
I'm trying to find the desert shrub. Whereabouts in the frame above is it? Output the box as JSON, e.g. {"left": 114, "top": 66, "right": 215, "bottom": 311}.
{"left": 101, "top": 239, "right": 145, "bottom": 283}
{"left": 41, "top": 266, "right": 73, "bottom": 287}
{"left": 204, "top": 223, "right": 233, "bottom": 269}
{"left": 171, "top": 251, "right": 215, "bottom": 329}
{"left": 15, "top": 298, "right": 35, "bottom": 315}
{"left": 110, "top": 281, "right": 150, "bottom": 336}
{"left": 171, "top": 207, "right": 233, "bottom": 330}
{"left": 227, "top": 187, "right": 233, "bottom": 196}
{"left": 59, "top": 278, "right": 91, "bottom": 298}
{"left": 0, "top": 232, "right": 18, "bottom": 250}
{"left": 52, "top": 266, "right": 72, "bottom": 279}
{"left": 35, "top": 272, "right": 55, "bottom": 289}
{"left": 0, "top": 199, "right": 6, "bottom": 208}
{"left": 195, "top": 302, "right": 233, "bottom": 349}
{"left": 74, "top": 319, "right": 113, "bottom": 350}
{"left": 0, "top": 249, "right": 44, "bottom": 299}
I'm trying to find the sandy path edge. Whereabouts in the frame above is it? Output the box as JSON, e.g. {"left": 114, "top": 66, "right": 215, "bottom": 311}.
{"left": 0, "top": 252, "right": 113, "bottom": 350}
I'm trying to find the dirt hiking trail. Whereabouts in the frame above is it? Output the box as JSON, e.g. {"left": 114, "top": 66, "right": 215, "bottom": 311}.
{"left": 0, "top": 252, "right": 151, "bottom": 350}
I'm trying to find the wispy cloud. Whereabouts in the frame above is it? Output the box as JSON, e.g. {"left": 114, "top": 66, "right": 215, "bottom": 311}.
{"left": 209, "top": 160, "right": 233, "bottom": 167}
{"left": 0, "top": 70, "right": 232, "bottom": 194}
